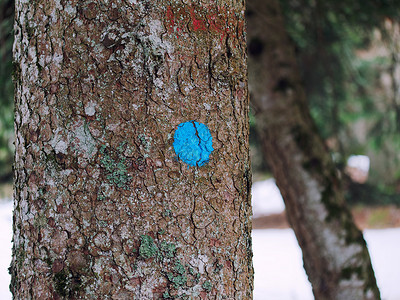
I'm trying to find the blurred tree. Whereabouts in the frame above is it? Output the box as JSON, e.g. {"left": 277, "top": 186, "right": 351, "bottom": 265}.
{"left": 247, "top": 0, "right": 380, "bottom": 298}
{"left": 278, "top": 0, "right": 400, "bottom": 194}
{"left": 0, "top": 0, "right": 14, "bottom": 181}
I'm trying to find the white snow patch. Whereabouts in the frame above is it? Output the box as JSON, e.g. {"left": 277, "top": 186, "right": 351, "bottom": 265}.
{"left": 251, "top": 179, "right": 285, "bottom": 216}
{"left": 347, "top": 155, "right": 370, "bottom": 173}
{"left": 321, "top": 226, "right": 363, "bottom": 270}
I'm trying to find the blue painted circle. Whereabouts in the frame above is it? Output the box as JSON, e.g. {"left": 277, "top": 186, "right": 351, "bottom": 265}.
{"left": 173, "top": 121, "right": 214, "bottom": 167}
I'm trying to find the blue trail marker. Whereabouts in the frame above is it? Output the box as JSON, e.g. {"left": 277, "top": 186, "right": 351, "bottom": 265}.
{"left": 173, "top": 121, "right": 214, "bottom": 167}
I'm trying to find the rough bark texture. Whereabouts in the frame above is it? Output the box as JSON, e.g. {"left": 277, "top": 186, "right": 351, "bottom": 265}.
{"left": 12, "top": 0, "right": 252, "bottom": 299}
{"left": 247, "top": 0, "right": 380, "bottom": 299}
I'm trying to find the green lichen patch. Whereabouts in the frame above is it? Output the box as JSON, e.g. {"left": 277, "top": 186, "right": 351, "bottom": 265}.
{"left": 139, "top": 235, "right": 158, "bottom": 259}
{"left": 187, "top": 266, "right": 201, "bottom": 285}
{"left": 173, "top": 261, "right": 185, "bottom": 275}
{"left": 99, "top": 144, "right": 132, "bottom": 189}
{"left": 188, "top": 266, "right": 195, "bottom": 276}
{"left": 163, "top": 258, "right": 192, "bottom": 290}
{"left": 195, "top": 273, "right": 200, "bottom": 284}
{"left": 163, "top": 209, "right": 172, "bottom": 218}
{"left": 167, "top": 272, "right": 187, "bottom": 289}
{"left": 214, "top": 262, "right": 224, "bottom": 273}
{"left": 160, "top": 241, "right": 176, "bottom": 258}
{"left": 202, "top": 280, "right": 212, "bottom": 292}
{"left": 163, "top": 290, "right": 171, "bottom": 298}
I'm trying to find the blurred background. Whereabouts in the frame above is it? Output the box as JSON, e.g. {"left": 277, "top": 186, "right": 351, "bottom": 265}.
{"left": 1, "top": 0, "right": 400, "bottom": 299}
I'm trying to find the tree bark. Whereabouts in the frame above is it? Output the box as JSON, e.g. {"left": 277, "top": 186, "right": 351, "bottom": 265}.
{"left": 12, "top": 1, "right": 252, "bottom": 299}
{"left": 247, "top": 0, "right": 380, "bottom": 299}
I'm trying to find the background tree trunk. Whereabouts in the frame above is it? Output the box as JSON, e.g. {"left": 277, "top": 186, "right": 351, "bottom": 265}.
{"left": 247, "top": 0, "right": 380, "bottom": 299}
{"left": 11, "top": 1, "right": 252, "bottom": 298}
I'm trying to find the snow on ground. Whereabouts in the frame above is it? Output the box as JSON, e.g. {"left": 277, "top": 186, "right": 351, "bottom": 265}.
{"left": 0, "top": 180, "right": 398, "bottom": 299}
{"left": 0, "top": 200, "right": 12, "bottom": 300}
{"left": 252, "top": 229, "right": 313, "bottom": 300}
{"left": 364, "top": 229, "right": 400, "bottom": 300}
{"left": 251, "top": 179, "right": 400, "bottom": 300}
{"left": 252, "top": 228, "right": 400, "bottom": 300}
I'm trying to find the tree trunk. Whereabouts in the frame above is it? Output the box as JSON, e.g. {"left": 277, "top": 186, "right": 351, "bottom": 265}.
{"left": 11, "top": 1, "right": 253, "bottom": 299}
{"left": 247, "top": 0, "right": 380, "bottom": 299}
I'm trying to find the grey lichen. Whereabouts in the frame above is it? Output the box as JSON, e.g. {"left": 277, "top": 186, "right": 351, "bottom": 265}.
{"left": 15, "top": 246, "right": 26, "bottom": 269}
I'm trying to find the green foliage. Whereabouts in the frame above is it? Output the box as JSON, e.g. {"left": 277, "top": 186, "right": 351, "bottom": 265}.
{"left": 0, "top": 0, "right": 14, "bottom": 181}
{"left": 345, "top": 181, "right": 400, "bottom": 206}
{"left": 280, "top": 0, "right": 388, "bottom": 135}
{"left": 279, "top": 0, "right": 367, "bottom": 140}
{"left": 278, "top": 0, "right": 400, "bottom": 196}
